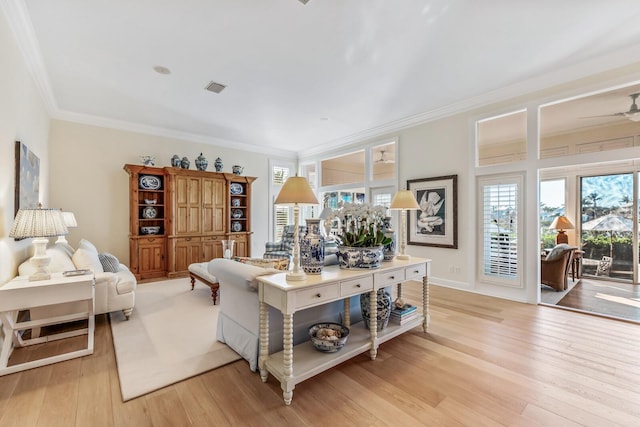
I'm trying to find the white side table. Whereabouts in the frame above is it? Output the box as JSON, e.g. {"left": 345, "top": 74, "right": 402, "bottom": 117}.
{"left": 0, "top": 272, "right": 95, "bottom": 376}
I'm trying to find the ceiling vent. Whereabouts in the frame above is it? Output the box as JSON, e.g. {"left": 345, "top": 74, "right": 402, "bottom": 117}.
{"left": 205, "top": 81, "right": 226, "bottom": 94}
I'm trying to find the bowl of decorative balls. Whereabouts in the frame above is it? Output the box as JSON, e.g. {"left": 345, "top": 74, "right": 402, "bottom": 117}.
{"left": 308, "top": 323, "right": 350, "bottom": 353}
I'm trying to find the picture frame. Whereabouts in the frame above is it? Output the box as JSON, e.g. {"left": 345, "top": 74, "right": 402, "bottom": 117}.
{"left": 407, "top": 175, "right": 458, "bottom": 249}
{"left": 14, "top": 141, "right": 40, "bottom": 215}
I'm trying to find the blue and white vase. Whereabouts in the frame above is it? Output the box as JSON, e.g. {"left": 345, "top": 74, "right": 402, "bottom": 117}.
{"left": 214, "top": 157, "right": 223, "bottom": 172}
{"left": 337, "top": 245, "right": 384, "bottom": 269}
{"left": 300, "top": 219, "right": 325, "bottom": 274}
{"left": 360, "top": 289, "right": 392, "bottom": 331}
{"left": 382, "top": 216, "right": 396, "bottom": 261}
{"left": 195, "top": 153, "right": 208, "bottom": 171}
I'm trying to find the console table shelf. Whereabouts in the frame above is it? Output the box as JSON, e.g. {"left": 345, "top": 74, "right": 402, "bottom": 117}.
{"left": 257, "top": 257, "right": 431, "bottom": 405}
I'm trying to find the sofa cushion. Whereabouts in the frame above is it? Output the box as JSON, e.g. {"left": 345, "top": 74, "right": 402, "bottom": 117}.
{"left": 55, "top": 241, "right": 75, "bottom": 257}
{"left": 232, "top": 256, "right": 289, "bottom": 271}
{"left": 208, "top": 258, "right": 280, "bottom": 290}
{"left": 72, "top": 247, "right": 105, "bottom": 273}
{"left": 98, "top": 252, "right": 120, "bottom": 273}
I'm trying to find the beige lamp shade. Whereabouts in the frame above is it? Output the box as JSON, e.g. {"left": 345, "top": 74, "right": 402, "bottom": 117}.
{"left": 61, "top": 211, "right": 78, "bottom": 228}
{"left": 9, "top": 205, "right": 68, "bottom": 281}
{"left": 9, "top": 206, "right": 69, "bottom": 239}
{"left": 274, "top": 176, "right": 319, "bottom": 205}
{"left": 389, "top": 190, "right": 420, "bottom": 210}
{"left": 549, "top": 215, "right": 574, "bottom": 231}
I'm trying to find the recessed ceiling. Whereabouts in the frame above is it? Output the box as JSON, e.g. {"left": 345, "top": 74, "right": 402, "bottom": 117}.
{"left": 6, "top": 1, "right": 640, "bottom": 155}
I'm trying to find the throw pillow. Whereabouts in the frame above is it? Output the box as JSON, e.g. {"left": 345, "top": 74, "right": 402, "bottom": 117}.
{"left": 98, "top": 252, "right": 120, "bottom": 273}
{"left": 78, "top": 238, "right": 99, "bottom": 254}
{"left": 546, "top": 244, "right": 571, "bottom": 261}
{"left": 72, "top": 247, "right": 104, "bottom": 273}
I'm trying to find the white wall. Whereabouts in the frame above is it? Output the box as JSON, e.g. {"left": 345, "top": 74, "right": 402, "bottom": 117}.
{"left": 48, "top": 120, "right": 279, "bottom": 264}
{"left": 0, "top": 8, "right": 51, "bottom": 284}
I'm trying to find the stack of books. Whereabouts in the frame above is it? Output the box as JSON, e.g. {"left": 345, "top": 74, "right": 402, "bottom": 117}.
{"left": 390, "top": 303, "right": 417, "bottom": 325}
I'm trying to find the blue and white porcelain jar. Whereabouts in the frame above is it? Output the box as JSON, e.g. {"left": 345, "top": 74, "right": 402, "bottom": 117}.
{"left": 360, "top": 289, "right": 392, "bottom": 331}
{"left": 300, "top": 219, "right": 325, "bottom": 274}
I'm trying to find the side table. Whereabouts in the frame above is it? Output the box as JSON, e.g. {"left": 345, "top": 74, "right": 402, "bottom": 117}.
{"left": 0, "top": 272, "right": 95, "bottom": 376}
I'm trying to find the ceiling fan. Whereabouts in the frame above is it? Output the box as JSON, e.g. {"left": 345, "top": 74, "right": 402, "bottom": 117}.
{"left": 582, "top": 93, "right": 640, "bottom": 122}
{"left": 375, "top": 150, "right": 395, "bottom": 164}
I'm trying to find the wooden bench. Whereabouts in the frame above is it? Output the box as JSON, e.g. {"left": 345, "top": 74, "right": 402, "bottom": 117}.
{"left": 188, "top": 262, "right": 219, "bottom": 304}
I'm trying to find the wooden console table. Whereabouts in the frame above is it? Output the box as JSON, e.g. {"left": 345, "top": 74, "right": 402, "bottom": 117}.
{"left": 257, "top": 257, "right": 431, "bottom": 405}
{"left": 0, "top": 273, "right": 95, "bottom": 376}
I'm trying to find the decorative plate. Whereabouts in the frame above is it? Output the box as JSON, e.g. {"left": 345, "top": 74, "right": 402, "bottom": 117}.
{"left": 232, "top": 221, "right": 242, "bottom": 232}
{"left": 139, "top": 175, "right": 161, "bottom": 190}
{"left": 232, "top": 209, "right": 243, "bottom": 219}
{"left": 230, "top": 183, "right": 244, "bottom": 195}
{"left": 142, "top": 206, "right": 157, "bottom": 219}
{"left": 231, "top": 198, "right": 241, "bottom": 207}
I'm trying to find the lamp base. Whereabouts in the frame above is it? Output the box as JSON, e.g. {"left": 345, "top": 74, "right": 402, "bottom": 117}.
{"left": 555, "top": 231, "right": 568, "bottom": 245}
{"left": 286, "top": 271, "right": 307, "bottom": 281}
{"left": 29, "top": 272, "right": 51, "bottom": 281}
{"left": 396, "top": 254, "right": 411, "bottom": 260}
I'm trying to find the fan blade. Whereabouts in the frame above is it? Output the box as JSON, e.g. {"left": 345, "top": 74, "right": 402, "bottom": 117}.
{"left": 579, "top": 113, "right": 625, "bottom": 119}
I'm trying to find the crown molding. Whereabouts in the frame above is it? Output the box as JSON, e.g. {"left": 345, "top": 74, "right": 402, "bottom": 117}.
{"left": 1, "top": 0, "right": 57, "bottom": 115}
{"left": 53, "top": 109, "right": 296, "bottom": 158}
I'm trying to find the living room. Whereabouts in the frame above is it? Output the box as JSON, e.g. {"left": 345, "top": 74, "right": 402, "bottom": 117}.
{"left": 2, "top": 2, "right": 640, "bottom": 425}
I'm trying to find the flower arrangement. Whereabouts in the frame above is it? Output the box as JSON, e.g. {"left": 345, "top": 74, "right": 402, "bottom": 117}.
{"left": 326, "top": 202, "right": 392, "bottom": 247}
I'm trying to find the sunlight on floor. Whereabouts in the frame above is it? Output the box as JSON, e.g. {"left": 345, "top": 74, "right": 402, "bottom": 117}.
{"left": 595, "top": 293, "right": 640, "bottom": 308}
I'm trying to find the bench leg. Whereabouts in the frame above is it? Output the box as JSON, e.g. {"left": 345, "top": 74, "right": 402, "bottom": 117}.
{"left": 190, "top": 274, "right": 195, "bottom": 290}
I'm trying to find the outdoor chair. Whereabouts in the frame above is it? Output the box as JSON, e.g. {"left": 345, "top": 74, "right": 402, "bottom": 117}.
{"left": 596, "top": 256, "right": 613, "bottom": 276}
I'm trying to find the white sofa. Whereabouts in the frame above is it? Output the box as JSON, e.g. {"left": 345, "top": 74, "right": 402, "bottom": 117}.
{"left": 208, "top": 258, "right": 363, "bottom": 371}
{"left": 18, "top": 239, "right": 137, "bottom": 320}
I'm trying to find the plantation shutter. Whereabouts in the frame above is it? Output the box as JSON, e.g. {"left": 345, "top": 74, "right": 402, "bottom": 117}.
{"left": 478, "top": 174, "right": 523, "bottom": 288}
{"left": 272, "top": 165, "right": 292, "bottom": 240}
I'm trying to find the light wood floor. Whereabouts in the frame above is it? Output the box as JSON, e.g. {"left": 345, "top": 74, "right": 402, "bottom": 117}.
{"left": 1, "top": 284, "right": 639, "bottom": 426}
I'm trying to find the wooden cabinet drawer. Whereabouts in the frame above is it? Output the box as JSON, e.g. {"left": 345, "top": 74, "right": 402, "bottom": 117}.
{"left": 294, "top": 284, "right": 339, "bottom": 309}
{"left": 405, "top": 263, "right": 426, "bottom": 280}
{"left": 374, "top": 268, "right": 405, "bottom": 287}
{"left": 340, "top": 276, "right": 373, "bottom": 297}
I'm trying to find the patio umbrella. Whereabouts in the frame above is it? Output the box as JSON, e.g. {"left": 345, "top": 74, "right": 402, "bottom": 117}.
{"left": 582, "top": 214, "right": 634, "bottom": 258}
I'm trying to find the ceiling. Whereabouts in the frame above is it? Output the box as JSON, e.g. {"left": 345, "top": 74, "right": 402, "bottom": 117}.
{"left": 7, "top": 1, "right": 640, "bottom": 156}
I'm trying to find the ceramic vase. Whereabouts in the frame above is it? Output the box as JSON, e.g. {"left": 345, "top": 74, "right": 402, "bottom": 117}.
{"left": 300, "top": 219, "right": 325, "bottom": 274}
{"left": 360, "top": 288, "right": 392, "bottom": 331}
{"left": 195, "top": 153, "right": 208, "bottom": 171}
{"left": 382, "top": 216, "right": 396, "bottom": 261}
{"left": 336, "top": 245, "right": 384, "bottom": 269}
{"left": 180, "top": 157, "right": 190, "bottom": 169}
{"left": 171, "top": 154, "right": 181, "bottom": 167}
{"left": 214, "top": 157, "right": 223, "bottom": 172}
{"left": 232, "top": 165, "right": 244, "bottom": 175}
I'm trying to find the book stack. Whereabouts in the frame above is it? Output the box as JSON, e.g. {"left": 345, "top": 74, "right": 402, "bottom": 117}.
{"left": 390, "top": 303, "right": 418, "bottom": 325}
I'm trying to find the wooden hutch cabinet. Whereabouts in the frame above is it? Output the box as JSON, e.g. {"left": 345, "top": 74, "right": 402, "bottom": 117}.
{"left": 123, "top": 164, "right": 168, "bottom": 280}
{"left": 124, "top": 164, "right": 256, "bottom": 279}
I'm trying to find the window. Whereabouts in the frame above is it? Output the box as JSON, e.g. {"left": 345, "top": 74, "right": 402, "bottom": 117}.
{"left": 477, "top": 110, "right": 527, "bottom": 166}
{"left": 478, "top": 174, "right": 523, "bottom": 288}
{"left": 271, "top": 162, "right": 293, "bottom": 240}
{"left": 540, "top": 179, "right": 566, "bottom": 250}
{"left": 321, "top": 150, "right": 364, "bottom": 186}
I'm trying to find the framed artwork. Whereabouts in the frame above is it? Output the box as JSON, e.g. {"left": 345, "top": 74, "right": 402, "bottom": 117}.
{"left": 14, "top": 141, "right": 40, "bottom": 215}
{"left": 407, "top": 175, "right": 458, "bottom": 249}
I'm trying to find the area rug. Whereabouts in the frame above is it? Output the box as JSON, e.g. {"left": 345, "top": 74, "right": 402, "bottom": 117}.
{"left": 109, "top": 279, "right": 241, "bottom": 401}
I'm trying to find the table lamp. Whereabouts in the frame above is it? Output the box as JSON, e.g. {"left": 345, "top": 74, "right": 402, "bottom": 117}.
{"left": 56, "top": 211, "right": 78, "bottom": 244}
{"left": 9, "top": 204, "right": 68, "bottom": 281}
{"left": 389, "top": 189, "right": 420, "bottom": 260}
{"left": 274, "top": 176, "right": 319, "bottom": 281}
{"left": 549, "top": 215, "right": 574, "bottom": 245}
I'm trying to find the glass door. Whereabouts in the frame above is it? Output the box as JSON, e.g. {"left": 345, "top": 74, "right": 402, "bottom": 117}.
{"left": 579, "top": 173, "right": 634, "bottom": 282}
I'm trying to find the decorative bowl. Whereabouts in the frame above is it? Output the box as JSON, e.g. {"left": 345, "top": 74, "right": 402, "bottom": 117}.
{"left": 308, "top": 323, "right": 349, "bottom": 353}
{"left": 140, "top": 226, "right": 161, "bottom": 235}
{"left": 144, "top": 199, "right": 157, "bottom": 205}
